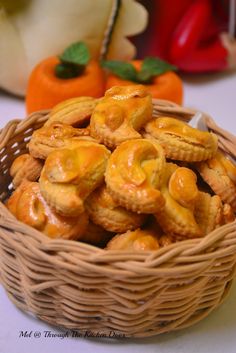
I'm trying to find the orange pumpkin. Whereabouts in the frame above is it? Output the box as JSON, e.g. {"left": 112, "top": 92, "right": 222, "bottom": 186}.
{"left": 26, "top": 42, "right": 105, "bottom": 113}
{"left": 105, "top": 60, "right": 183, "bottom": 104}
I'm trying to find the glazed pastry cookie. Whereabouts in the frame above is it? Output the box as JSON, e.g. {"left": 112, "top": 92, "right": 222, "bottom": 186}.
{"left": 105, "top": 139, "right": 166, "bottom": 214}
{"left": 155, "top": 164, "right": 202, "bottom": 238}
{"left": 28, "top": 122, "right": 91, "bottom": 159}
{"left": 6, "top": 181, "right": 88, "bottom": 239}
{"left": 144, "top": 117, "right": 218, "bottom": 161}
{"left": 10, "top": 153, "right": 43, "bottom": 188}
{"left": 196, "top": 151, "right": 236, "bottom": 211}
{"left": 194, "top": 191, "right": 235, "bottom": 235}
{"left": 90, "top": 85, "right": 153, "bottom": 148}
{"left": 45, "top": 96, "right": 98, "bottom": 127}
{"left": 85, "top": 185, "right": 146, "bottom": 233}
{"left": 39, "top": 140, "right": 110, "bottom": 216}
{"left": 106, "top": 229, "right": 160, "bottom": 251}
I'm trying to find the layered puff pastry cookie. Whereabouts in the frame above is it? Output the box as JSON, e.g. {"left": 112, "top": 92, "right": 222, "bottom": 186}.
{"left": 39, "top": 140, "right": 110, "bottom": 217}
{"left": 45, "top": 96, "right": 98, "bottom": 127}
{"left": 6, "top": 180, "right": 88, "bottom": 239}
{"left": 196, "top": 151, "right": 236, "bottom": 211}
{"left": 10, "top": 154, "right": 43, "bottom": 188}
{"left": 90, "top": 85, "right": 153, "bottom": 149}
{"left": 28, "top": 122, "right": 92, "bottom": 159}
{"left": 105, "top": 139, "right": 166, "bottom": 214}
{"left": 194, "top": 191, "right": 235, "bottom": 235}
{"left": 85, "top": 184, "right": 146, "bottom": 233}
{"left": 154, "top": 164, "right": 202, "bottom": 238}
{"left": 144, "top": 117, "right": 218, "bottom": 161}
{"left": 106, "top": 229, "right": 160, "bottom": 251}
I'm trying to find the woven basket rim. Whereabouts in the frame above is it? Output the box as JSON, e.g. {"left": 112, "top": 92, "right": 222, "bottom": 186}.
{"left": 0, "top": 99, "right": 236, "bottom": 267}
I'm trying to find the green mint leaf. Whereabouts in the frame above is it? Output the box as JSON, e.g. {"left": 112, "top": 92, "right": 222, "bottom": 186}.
{"left": 136, "top": 70, "right": 153, "bottom": 84}
{"left": 101, "top": 60, "right": 137, "bottom": 81}
{"left": 59, "top": 42, "right": 90, "bottom": 66}
{"left": 138, "top": 57, "right": 177, "bottom": 83}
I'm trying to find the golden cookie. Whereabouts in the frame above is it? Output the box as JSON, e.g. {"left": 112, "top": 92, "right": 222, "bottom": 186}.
{"left": 39, "top": 140, "right": 110, "bottom": 216}
{"left": 155, "top": 164, "right": 202, "bottom": 238}
{"left": 194, "top": 191, "right": 223, "bottom": 235}
{"left": 45, "top": 97, "right": 98, "bottom": 127}
{"left": 6, "top": 181, "right": 88, "bottom": 239}
{"left": 6, "top": 180, "right": 29, "bottom": 215}
{"left": 106, "top": 229, "right": 160, "bottom": 251}
{"left": 196, "top": 151, "right": 236, "bottom": 211}
{"left": 85, "top": 184, "right": 146, "bottom": 232}
{"left": 105, "top": 139, "right": 166, "bottom": 214}
{"left": 10, "top": 154, "right": 43, "bottom": 188}
{"left": 194, "top": 191, "right": 235, "bottom": 235}
{"left": 90, "top": 85, "right": 153, "bottom": 148}
{"left": 28, "top": 122, "right": 91, "bottom": 159}
{"left": 144, "top": 117, "right": 218, "bottom": 161}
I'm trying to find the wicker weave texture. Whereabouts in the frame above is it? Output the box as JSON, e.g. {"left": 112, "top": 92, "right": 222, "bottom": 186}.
{"left": 0, "top": 101, "right": 236, "bottom": 338}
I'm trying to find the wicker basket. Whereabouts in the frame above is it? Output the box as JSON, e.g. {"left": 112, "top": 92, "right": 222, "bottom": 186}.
{"left": 1, "top": 100, "right": 236, "bottom": 338}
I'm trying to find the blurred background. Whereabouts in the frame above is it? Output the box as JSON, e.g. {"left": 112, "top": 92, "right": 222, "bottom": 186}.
{"left": 0, "top": 0, "right": 235, "bottom": 130}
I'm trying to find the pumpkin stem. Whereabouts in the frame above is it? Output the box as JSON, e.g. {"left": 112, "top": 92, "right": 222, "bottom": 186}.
{"left": 55, "top": 63, "right": 85, "bottom": 79}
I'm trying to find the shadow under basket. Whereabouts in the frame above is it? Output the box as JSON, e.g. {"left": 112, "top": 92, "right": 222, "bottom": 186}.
{"left": 0, "top": 100, "right": 236, "bottom": 338}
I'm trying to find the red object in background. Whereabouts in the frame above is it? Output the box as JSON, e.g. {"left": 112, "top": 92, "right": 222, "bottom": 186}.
{"left": 134, "top": 0, "right": 234, "bottom": 73}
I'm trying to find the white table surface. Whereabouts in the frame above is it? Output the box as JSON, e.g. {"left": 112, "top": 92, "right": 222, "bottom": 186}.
{"left": 1, "top": 71, "right": 236, "bottom": 353}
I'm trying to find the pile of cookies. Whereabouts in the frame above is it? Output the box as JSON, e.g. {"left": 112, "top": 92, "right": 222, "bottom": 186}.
{"left": 6, "top": 85, "right": 236, "bottom": 251}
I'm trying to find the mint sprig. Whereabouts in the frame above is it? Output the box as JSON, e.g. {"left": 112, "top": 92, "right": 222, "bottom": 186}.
{"left": 101, "top": 60, "right": 137, "bottom": 81}
{"left": 101, "top": 57, "right": 177, "bottom": 84}
{"left": 55, "top": 42, "right": 90, "bottom": 79}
